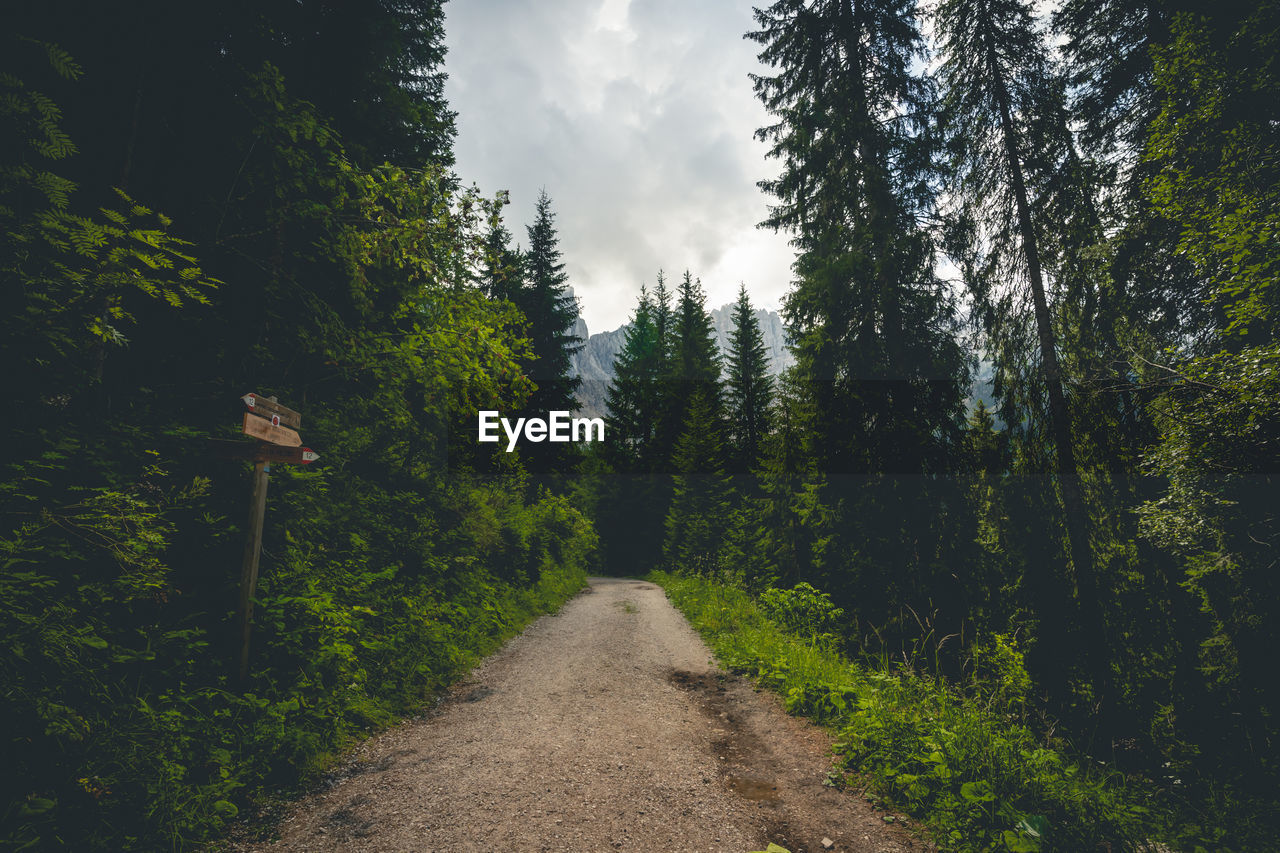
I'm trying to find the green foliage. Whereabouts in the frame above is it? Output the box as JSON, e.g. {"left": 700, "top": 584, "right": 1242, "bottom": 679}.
{"left": 758, "top": 582, "right": 843, "bottom": 643}
{"left": 1144, "top": 5, "right": 1280, "bottom": 342}
{"left": 725, "top": 283, "right": 774, "bottom": 473}
{"left": 0, "top": 35, "right": 597, "bottom": 852}
{"left": 1138, "top": 344, "right": 1280, "bottom": 756}
{"left": 604, "top": 284, "right": 664, "bottom": 468}
{"left": 655, "top": 572, "right": 1155, "bottom": 852}
{"left": 520, "top": 192, "right": 583, "bottom": 390}
{"left": 663, "top": 386, "right": 733, "bottom": 574}
{"left": 973, "top": 633, "right": 1033, "bottom": 709}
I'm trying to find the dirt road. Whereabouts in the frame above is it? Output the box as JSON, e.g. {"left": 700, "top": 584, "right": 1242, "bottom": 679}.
{"left": 242, "top": 577, "right": 928, "bottom": 852}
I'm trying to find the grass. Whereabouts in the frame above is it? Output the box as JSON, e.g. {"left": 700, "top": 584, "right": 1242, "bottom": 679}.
{"left": 651, "top": 570, "right": 1159, "bottom": 853}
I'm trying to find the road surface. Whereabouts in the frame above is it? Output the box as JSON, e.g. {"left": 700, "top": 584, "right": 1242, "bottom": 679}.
{"left": 240, "top": 577, "right": 928, "bottom": 852}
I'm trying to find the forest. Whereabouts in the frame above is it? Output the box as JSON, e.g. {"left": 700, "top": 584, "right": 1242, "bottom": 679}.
{"left": 2, "top": 0, "right": 1278, "bottom": 850}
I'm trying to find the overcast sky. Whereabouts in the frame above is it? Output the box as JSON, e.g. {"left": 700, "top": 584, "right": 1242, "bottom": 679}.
{"left": 443, "top": 0, "right": 796, "bottom": 333}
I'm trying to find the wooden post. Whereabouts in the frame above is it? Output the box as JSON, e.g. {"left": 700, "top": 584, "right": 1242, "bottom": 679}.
{"left": 237, "top": 459, "right": 269, "bottom": 680}
{"left": 231, "top": 393, "right": 313, "bottom": 681}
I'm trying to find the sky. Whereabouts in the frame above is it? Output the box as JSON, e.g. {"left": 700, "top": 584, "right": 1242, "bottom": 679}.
{"left": 442, "top": 0, "right": 796, "bottom": 334}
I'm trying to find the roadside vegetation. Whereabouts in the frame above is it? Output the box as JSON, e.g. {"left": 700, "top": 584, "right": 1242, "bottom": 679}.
{"left": 580, "top": 4, "right": 1280, "bottom": 850}
{"left": 0, "top": 10, "right": 594, "bottom": 849}
{"left": 655, "top": 571, "right": 1276, "bottom": 852}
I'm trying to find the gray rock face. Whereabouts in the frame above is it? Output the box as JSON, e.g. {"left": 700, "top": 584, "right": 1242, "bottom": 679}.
{"left": 568, "top": 301, "right": 793, "bottom": 419}
{"left": 569, "top": 315, "right": 628, "bottom": 420}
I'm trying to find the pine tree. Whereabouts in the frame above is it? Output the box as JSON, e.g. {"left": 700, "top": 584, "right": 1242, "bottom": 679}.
{"left": 756, "top": 368, "right": 816, "bottom": 587}
{"left": 595, "top": 285, "right": 671, "bottom": 574}
{"left": 748, "top": 0, "right": 966, "bottom": 476}
{"left": 725, "top": 284, "right": 774, "bottom": 473}
{"left": 522, "top": 190, "right": 582, "bottom": 404}
{"left": 668, "top": 271, "right": 721, "bottom": 390}
{"left": 513, "top": 189, "right": 583, "bottom": 472}
{"left": 935, "top": 0, "right": 1111, "bottom": 712}
{"left": 1054, "top": 0, "right": 1166, "bottom": 163}
{"left": 748, "top": 0, "right": 968, "bottom": 620}
{"left": 478, "top": 197, "right": 522, "bottom": 303}
{"left": 480, "top": 201, "right": 523, "bottom": 304}
{"left": 657, "top": 271, "right": 722, "bottom": 464}
{"left": 663, "top": 386, "right": 733, "bottom": 574}
{"left": 604, "top": 286, "right": 661, "bottom": 467}
{"left": 652, "top": 270, "right": 674, "bottom": 357}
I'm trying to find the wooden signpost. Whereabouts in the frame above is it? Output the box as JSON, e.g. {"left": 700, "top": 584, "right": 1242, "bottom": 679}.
{"left": 225, "top": 394, "right": 320, "bottom": 681}
{"left": 240, "top": 393, "right": 301, "bottom": 428}
{"left": 241, "top": 411, "right": 302, "bottom": 446}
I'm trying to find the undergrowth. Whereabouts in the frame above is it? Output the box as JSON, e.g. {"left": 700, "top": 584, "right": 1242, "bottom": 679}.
{"left": 652, "top": 570, "right": 1159, "bottom": 852}
{"left": 1, "top": 465, "right": 594, "bottom": 851}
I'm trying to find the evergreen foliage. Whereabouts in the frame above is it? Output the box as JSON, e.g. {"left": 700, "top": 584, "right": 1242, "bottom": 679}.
{"left": 590, "top": 2, "right": 1280, "bottom": 847}
{"left": 513, "top": 190, "right": 584, "bottom": 473}
{"left": 663, "top": 387, "right": 733, "bottom": 573}
{"left": 664, "top": 270, "right": 723, "bottom": 425}
{"left": 725, "top": 284, "right": 775, "bottom": 474}
{"left": 595, "top": 285, "right": 670, "bottom": 575}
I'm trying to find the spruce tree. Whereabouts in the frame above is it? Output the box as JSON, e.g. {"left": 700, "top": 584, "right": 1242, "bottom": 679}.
{"left": 522, "top": 190, "right": 582, "bottom": 406}
{"left": 604, "top": 286, "right": 661, "bottom": 468}
{"left": 935, "top": 0, "right": 1111, "bottom": 712}
{"left": 756, "top": 368, "right": 816, "bottom": 588}
{"left": 514, "top": 189, "right": 583, "bottom": 472}
{"left": 596, "top": 285, "right": 670, "bottom": 574}
{"left": 1054, "top": 0, "right": 1166, "bottom": 162}
{"left": 652, "top": 269, "right": 674, "bottom": 355}
{"left": 748, "top": 0, "right": 966, "bottom": 476}
{"left": 666, "top": 271, "right": 722, "bottom": 410}
{"left": 663, "top": 386, "right": 733, "bottom": 574}
{"left": 480, "top": 210, "right": 523, "bottom": 304}
{"left": 748, "top": 0, "right": 968, "bottom": 617}
{"left": 725, "top": 284, "right": 774, "bottom": 473}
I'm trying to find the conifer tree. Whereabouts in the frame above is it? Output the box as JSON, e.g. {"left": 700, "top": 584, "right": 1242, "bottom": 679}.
{"left": 748, "top": 0, "right": 966, "bottom": 476}
{"left": 756, "top": 369, "right": 816, "bottom": 587}
{"left": 935, "top": 0, "right": 1111, "bottom": 711}
{"left": 725, "top": 284, "right": 774, "bottom": 473}
{"left": 670, "top": 272, "right": 721, "bottom": 402}
{"left": 657, "top": 271, "right": 722, "bottom": 464}
{"left": 652, "top": 269, "right": 674, "bottom": 355}
{"left": 595, "top": 285, "right": 671, "bottom": 573}
{"left": 748, "top": 0, "right": 968, "bottom": 618}
{"left": 512, "top": 190, "right": 582, "bottom": 472}
{"left": 1054, "top": 0, "right": 1165, "bottom": 162}
{"left": 663, "top": 386, "right": 733, "bottom": 574}
{"left": 521, "top": 190, "right": 582, "bottom": 408}
{"left": 604, "top": 286, "right": 661, "bottom": 467}
{"left": 667, "top": 271, "right": 721, "bottom": 391}
{"left": 480, "top": 202, "right": 523, "bottom": 304}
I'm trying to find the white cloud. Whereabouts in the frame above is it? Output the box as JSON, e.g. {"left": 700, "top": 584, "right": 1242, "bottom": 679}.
{"left": 444, "top": 0, "right": 796, "bottom": 333}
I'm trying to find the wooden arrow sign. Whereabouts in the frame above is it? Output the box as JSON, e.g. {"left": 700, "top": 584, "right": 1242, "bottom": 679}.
{"left": 241, "top": 393, "right": 301, "bottom": 429}
{"left": 242, "top": 411, "right": 302, "bottom": 446}
{"left": 208, "top": 439, "right": 319, "bottom": 464}
{"left": 256, "top": 444, "right": 319, "bottom": 464}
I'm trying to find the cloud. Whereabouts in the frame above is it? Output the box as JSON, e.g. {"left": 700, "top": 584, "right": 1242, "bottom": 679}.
{"left": 444, "top": 0, "right": 796, "bottom": 333}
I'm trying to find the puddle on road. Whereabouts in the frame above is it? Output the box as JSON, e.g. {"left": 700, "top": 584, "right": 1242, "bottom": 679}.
{"left": 727, "top": 774, "right": 780, "bottom": 802}
{"left": 667, "top": 668, "right": 805, "bottom": 848}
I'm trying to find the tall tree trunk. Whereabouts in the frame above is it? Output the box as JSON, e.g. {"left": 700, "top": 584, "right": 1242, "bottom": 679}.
{"left": 840, "top": 0, "right": 906, "bottom": 468}
{"left": 988, "top": 44, "right": 1113, "bottom": 734}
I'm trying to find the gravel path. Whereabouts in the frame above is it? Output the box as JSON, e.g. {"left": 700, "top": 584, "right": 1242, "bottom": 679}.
{"left": 240, "top": 577, "right": 929, "bottom": 852}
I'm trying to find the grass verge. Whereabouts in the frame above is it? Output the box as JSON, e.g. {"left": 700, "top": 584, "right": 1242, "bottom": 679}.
{"left": 651, "top": 570, "right": 1157, "bottom": 853}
